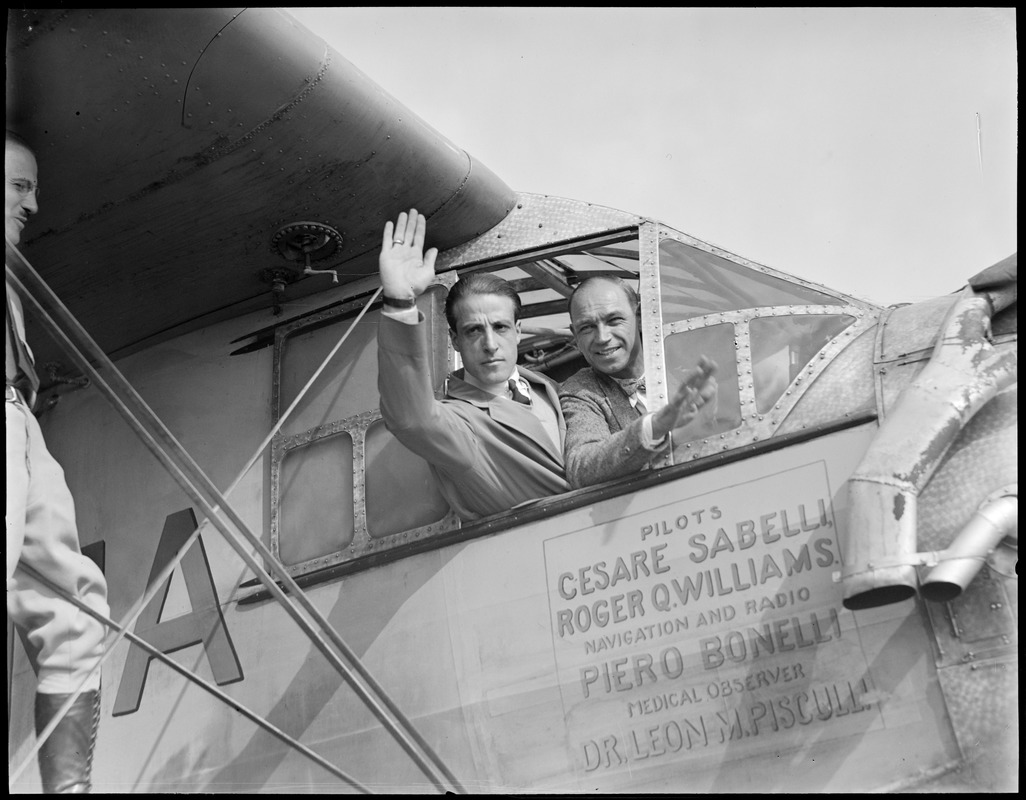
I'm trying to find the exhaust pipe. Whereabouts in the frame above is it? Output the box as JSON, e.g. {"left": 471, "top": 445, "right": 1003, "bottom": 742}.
{"left": 841, "top": 290, "right": 1017, "bottom": 610}
{"left": 843, "top": 482, "right": 920, "bottom": 609}
{"left": 920, "top": 489, "right": 1017, "bottom": 602}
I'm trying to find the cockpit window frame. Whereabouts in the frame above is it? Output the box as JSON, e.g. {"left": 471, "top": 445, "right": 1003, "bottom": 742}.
{"left": 639, "top": 224, "right": 878, "bottom": 465}
{"left": 248, "top": 221, "right": 880, "bottom": 596}
{"left": 267, "top": 278, "right": 461, "bottom": 578}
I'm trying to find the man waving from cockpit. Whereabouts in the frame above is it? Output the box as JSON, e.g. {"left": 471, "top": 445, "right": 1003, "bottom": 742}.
{"left": 376, "top": 209, "right": 570, "bottom": 521}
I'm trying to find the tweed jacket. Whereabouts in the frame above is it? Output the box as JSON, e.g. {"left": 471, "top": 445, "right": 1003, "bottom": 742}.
{"left": 559, "top": 366, "right": 671, "bottom": 489}
{"left": 377, "top": 313, "right": 569, "bottom": 521}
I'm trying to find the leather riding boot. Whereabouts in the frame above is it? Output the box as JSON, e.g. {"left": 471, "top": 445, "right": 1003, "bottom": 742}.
{"left": 35, "top": 689, "right": 101, "bottom": 793}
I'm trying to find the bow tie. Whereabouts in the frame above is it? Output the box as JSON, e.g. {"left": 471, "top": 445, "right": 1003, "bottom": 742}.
{"left": 614, "top": 376, "right": 646, "bottom": 397}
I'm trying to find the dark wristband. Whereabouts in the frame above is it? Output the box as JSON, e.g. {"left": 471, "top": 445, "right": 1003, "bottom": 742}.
{"left": 382, "top": 295, "right": 417, "bottom": 309}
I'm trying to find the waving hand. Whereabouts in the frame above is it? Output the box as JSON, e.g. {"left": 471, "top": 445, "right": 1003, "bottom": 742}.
{"left": 379, "top": 209, "right": 439, "bottom": 300}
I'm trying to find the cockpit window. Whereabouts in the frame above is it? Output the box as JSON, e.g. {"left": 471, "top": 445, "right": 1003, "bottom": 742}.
{"left": 479, "top": 232, "right": 641, "bottom": 383}
{"left": 750, "top": 314, "right": 856, "bottom": 413}
{"left": 364, "top": 418, "right": 451, "bottom": 538}
{"left": 271, "top": 286, "right": 458, "bottom": 576}
{"left": 658, "top": 238, "right": 840, "bottom": 322}
{"left": 278, "top": 433, "right": 355, "bottom": 565}
{"left": 663, "top": 322, "right": 743, "bottom": 447}
{"left": 650, "top": 229, "right": 864, "bottom": 465}
{"left": 264, "top": 223, "right": 867, "bottom": 582}
{"left": 267, "top": 233, "right": 642, "bottom": 579}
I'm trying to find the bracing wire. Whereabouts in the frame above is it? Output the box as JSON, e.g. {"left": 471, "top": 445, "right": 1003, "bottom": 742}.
{"left": 7, "top": 242, "right": 464, "bottom": 794}
{"left": 18, "top": 563, "right": 374, "bottom": 794}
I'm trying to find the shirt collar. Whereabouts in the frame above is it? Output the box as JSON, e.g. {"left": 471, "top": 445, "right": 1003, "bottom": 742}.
{"left": 447, "top": 367, "right": 531, "bottom": 403}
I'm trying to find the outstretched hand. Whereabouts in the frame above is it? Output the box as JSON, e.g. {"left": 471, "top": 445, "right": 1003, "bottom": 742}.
{"left": 652, "top": 355, "right": 719, "bottom": 440}
{"left": 379, "top": 209, "right": 438, "bottom": 299}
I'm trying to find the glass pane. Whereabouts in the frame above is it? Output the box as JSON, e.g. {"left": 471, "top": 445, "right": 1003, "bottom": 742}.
{"left": 751, "top": 314, "right": 855, "bottom": 413}
{"left": 663, "top": 324, "right": 742, "bottom": 455}
{"left": 554, "top": 240, "right": 640, "bottom": 280}
{"left": 279, "top": 309, "right": 382, "bottom": 437}
{"left": 365, "top": 419, "right": 450, "bottom": 539}
{"left": 659, "top": 239, "right": 839, "bottom": 323}
{"left": 484, "top": 235, "right": 641, "bottom": 383}
{"left": 278, "top": 288, "right": 449, "bottom": 437}
{"left": 278, "top": 433, "right": 354, "bottom": 565}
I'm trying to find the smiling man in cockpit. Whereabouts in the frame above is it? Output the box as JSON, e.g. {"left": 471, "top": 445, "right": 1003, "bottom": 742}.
{"left": 560, "top": 275, "right": 719, "bottom": 488}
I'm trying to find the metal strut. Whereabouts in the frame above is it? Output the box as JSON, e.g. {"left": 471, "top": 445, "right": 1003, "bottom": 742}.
{"left": 12, "top": 281, "right": 391, "bottom": 787}
{"left": 20, "top": 285, "right": 389, "bottom": 783}
{"left": 17, "top": 563, "right": 374, "bottom": 793}
{"left": 6, "top": 242, "right": 464, "bottom": 794}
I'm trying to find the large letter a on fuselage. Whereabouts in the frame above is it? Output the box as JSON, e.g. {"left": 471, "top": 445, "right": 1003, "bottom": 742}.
{"left": 113, "top": 508, "right": 243, "bottom": 716}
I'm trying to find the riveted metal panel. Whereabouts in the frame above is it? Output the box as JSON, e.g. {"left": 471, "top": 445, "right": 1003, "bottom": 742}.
{"left": 639, "top": 224, "right": 671, "bottom": 467}
{"left": 922, "top": 566, "right": 1017, "bottom": 669}
{"left": 915, "top": 384, "right": 1017, "bottom": 551}
{"left": 734, "top": 317, "right": 756, "bottom": 418}
{"left": 874, "top": 358, "right": 924, "bottom": 418}
{"left": 947, "top": 573, "right": 1015, "bottom": 646}
{"left": 874, "top": 295, "right": 960, "bottom": 364}
{"left": 437, "top": 193, "right": 643, "bottom": 271}
{"left": 934, "top": 656, "right": 1018, "bottom": 792}
{"left": 776, "top": 323, "right": 880, "bottom": 434}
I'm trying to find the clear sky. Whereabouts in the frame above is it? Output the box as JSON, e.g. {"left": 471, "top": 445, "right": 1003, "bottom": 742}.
{"left": 289, "top": 7, "right": 1016, "bottom": 306}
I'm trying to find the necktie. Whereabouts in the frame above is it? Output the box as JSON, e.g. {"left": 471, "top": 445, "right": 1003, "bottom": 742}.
{"left": 508, "top": 378, "right": 532, "bottom": 406}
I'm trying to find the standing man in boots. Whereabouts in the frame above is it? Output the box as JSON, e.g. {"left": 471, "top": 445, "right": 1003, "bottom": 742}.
{"left": 7, "top": 129, "right": 109, "bottom": 793}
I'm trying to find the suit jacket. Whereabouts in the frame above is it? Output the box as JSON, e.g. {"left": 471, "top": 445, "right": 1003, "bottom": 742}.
{"left": 559, "top": 366, "right": 670, "bottom": 489}
{"left": 377, "top": 313, "right": 569, "bottom": 521}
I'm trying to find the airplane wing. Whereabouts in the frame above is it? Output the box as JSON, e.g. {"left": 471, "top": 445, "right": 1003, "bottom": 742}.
{"left": 5, "top": 7, "right": 516, "bottom": 368}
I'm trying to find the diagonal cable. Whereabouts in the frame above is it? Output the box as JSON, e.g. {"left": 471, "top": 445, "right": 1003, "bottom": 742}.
{"left": 17, "top": 563, "right": 374, "bottom": 794}
{"left": 6, "top": 242, "right": 463, "bottom": 793}
{"left": 7, "top": 267, "right": 399, "bottom": 788}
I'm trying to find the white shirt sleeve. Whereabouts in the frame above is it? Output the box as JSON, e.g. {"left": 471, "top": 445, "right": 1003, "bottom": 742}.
{"left": 625, "top": 387, "right": 666, "bottom": 451}
{"left": 381, "top": 305, "right": 420, "bottom": 325}
{"left": 641, "top": 413, "right": 667, "bottom": 450}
